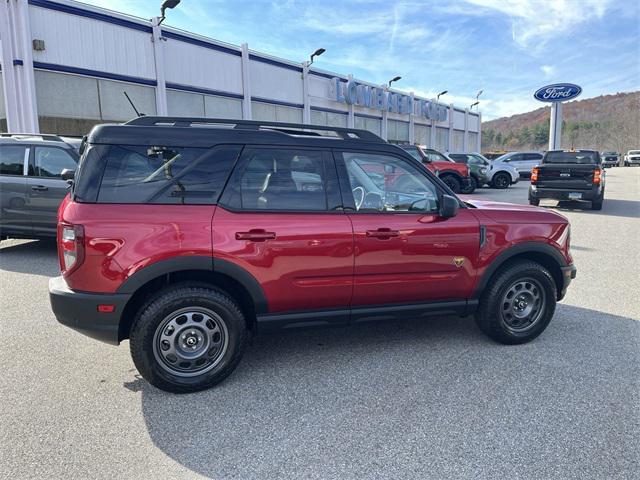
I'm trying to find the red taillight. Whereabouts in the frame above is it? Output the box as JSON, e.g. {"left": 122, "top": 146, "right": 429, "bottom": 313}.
{"left": 593, "top": 168, "right": 602, "bottom": 184}
{"left": 531, "top": 167, "right": 539, "bottom": 183}
{"left": 58, "top": 223, "right": 85, "bottom": 275}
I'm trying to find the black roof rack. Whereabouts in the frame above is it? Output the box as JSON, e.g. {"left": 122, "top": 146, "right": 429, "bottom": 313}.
{"left": 124, "top": 116, "right": 384, "bottom": 143}
{"left": 0, "top": 133, "right": 67, "bottom": 142}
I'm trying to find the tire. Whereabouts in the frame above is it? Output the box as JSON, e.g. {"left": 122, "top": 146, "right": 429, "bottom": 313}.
{"left": 475, "top": 260, "right": 557, "bottom": 345}
{"left": 460, "top": 176, "right": 477, "bottom": 194}
{"left": 130, "top": 284, "right": 247, "bottom": 393}
{"left": 591, "top": 194, "right": 604, "bottom": 210}
{"left": 441, "top": 174, "right": 461, "bottom": 193}
{"left": 529, "top": 197, "right": 540, "bottom": 206}
{"left": 492, "top": 172, "right": 510, "bottom": 189}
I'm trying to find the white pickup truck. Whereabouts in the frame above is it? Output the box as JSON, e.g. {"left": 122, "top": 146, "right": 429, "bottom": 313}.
{"left": 624, "top": 150, "right": 640, "bottom": 166}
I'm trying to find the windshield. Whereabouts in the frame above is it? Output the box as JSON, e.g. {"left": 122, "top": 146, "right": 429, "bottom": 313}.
{"left": 629, "top": 150, "right": 640, "bottom": 155}
{"left": 544, "top": 151, "right": 598, "bottom": 164}
{"left": 494, "top": 153, "right": 511, "bottom": 162}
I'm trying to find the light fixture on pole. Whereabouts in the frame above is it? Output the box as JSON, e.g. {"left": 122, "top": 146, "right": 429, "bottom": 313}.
{"left": 476, "top": 89, "right": 483, "bottom": 100}
{"left": 437, "top": 90, "right": 448, "bottom": 100}
{"left": 158, "top": 0, "right": 180, "bottom": 25}
{"left": 309, "top": 48, "right": 326, "bottom": 66}
{"left": 388, "top": 76, "right": 401, "bottom": 88}
{"left": 470, "top": 101, "right": 480, "bottom": 110}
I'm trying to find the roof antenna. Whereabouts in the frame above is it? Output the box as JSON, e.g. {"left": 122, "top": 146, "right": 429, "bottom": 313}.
{"left": 123, "top": 91, "right": 144, "bottom": 117}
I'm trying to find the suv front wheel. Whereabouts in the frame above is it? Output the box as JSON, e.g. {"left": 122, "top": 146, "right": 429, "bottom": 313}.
{"left": 130, "top": 284, "right": 247, "bottom": 393}
{"left": 475, "top": 261, "right": 557, "bottom": 344}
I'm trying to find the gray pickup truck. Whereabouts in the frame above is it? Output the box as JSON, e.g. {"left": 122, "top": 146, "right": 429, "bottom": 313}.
{"left": 528, "top": 149, "right": 605, "bottom": 210}
{"left": 0, "top": 134, "right": 79, "bottom": 239}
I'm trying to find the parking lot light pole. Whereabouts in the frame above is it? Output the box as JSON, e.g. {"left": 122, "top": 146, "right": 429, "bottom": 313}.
{"left": 437, "top": 90, "right": 448, "bottom": 101}
{"left": 303, "top": 48, "right": 326, "bottom": 124}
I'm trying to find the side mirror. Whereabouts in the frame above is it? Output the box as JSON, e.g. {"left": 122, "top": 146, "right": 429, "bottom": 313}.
{"left": 61, "top": 169, "right": 75, "bottom": 181}
{"left": 439, "top": 194, "right": 459, "bottom": 218}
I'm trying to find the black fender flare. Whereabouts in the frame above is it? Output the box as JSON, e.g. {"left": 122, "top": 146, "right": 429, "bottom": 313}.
{"left": 116, "top": 255, "right": 268, "bottom": 314}
{"left": 472, "top": 241, "right": 568, "bottom": 299}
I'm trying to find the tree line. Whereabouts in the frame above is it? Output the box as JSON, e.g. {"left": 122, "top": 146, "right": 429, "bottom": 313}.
{"left": 483, "top": 114, "right": 638, "bottom": 154}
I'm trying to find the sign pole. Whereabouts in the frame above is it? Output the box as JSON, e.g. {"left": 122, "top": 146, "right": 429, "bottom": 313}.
{"left": 549, "top": 101, "right": 563, "bottom": 150}
{"left": 534, "top": 83, "right": 581, "bottom": 151}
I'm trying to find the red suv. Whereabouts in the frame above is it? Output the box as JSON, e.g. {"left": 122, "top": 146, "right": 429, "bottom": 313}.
{"left": 50, "top": 117, "right": 576, "bottom": 393}
{"left": 400, "top": 145, "right": 474, "bottom": 194}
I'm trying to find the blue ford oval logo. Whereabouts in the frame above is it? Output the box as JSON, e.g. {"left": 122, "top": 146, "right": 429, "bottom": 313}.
{"left": 534, "top": 83, "right": 582, "bottom": 102}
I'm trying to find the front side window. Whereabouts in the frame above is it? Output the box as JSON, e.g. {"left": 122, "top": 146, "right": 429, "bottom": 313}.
{"left": 402, "top": 146, "right": 422, "bottom": 162}
{"left": 0, "top": 146, "right": 26, "bottom": 175}
{"left": 342, "top": 152, "right": 439, "bottom": 213}
{"left": 422, "top": 149, "right": 448, "bottom": 163}
{"left": 97, "top": 145, "right": 240, "bottom": 204}
{"left": 230, "top": 148, "right": 329, "bottom": 211}
{"left": 32, "top": 147, "right": 77, "bottom": 178}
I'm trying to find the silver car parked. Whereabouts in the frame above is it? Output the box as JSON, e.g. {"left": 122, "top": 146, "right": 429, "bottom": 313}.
{"left": 494, "top": 151, "right": 544, "bottom": 177}
{"left": 0, "top": 133, "right": 79, "bottom": 239}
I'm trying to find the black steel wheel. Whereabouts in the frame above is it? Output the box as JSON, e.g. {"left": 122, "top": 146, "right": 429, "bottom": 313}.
{"left": 475, "top": 260, "right": 557, "bottom": 344}
{"left": 130, "top": 284, "right": 247, "bottom": 393}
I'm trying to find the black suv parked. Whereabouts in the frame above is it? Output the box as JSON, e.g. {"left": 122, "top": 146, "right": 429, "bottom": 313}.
{"left": 0, "top": 134, "right": 79, "bottom": 239}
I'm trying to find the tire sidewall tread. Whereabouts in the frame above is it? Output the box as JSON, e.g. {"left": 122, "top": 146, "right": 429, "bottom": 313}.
{"left": 130, "top": 284, "right": 247, "bottom": 394}
{"left": 475, "top": 260, "right": 557, "bottom": 345}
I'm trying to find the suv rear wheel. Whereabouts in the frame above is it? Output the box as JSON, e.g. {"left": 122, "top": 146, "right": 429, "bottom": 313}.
{"left": 475, "top": 261, "right": 557, "bottom": 344}
{"left": 130, "top": 284, "right": 247, "bottom": 393}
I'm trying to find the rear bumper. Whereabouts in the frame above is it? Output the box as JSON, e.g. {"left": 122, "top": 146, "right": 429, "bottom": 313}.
{"left": 529, "top": 185, "right": 602, "bottom": 201}
{"left": 559, "top": 265, "right": 577, "bottom": 300}
{"left": 49, "top": 276, "right": 130, "bottom": 345}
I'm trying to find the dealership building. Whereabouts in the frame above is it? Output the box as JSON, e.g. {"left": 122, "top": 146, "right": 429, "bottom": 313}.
{"left": 1, "top": 0, "right": 481, "bottom": 152}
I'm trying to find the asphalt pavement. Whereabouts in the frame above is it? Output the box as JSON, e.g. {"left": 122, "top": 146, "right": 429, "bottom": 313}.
{"left": 1, "top": 167, "right": 638, "bottom": 480}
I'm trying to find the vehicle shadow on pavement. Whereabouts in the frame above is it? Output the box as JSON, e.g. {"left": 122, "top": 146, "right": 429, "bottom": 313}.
{"left": 551, "top": 199, "right": 640, "bottom": 219}
{"left": 0, "top": 239, "right": 59, "bottom": 277}
{"left": 134, "top": 304, "right": 639, "bottom": 480}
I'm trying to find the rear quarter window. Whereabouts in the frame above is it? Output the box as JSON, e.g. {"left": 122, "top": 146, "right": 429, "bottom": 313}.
{"left": 93, "top": 145, "right": 241, "bottom": 204}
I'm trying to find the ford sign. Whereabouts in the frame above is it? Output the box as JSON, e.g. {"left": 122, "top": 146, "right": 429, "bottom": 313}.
{"left": 534, "top": 83, "right": 582, "bottom": 102}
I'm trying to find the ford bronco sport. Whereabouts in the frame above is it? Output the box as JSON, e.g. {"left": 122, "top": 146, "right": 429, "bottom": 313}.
{"left": 49, "top": 117, "right": 576, "bottom": 393}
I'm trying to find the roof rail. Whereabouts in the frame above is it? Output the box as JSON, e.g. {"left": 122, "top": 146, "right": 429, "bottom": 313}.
{"left": 124, "top": 116, "right": 384, "bottom": 142}
{"left": 0, "top": 133, "right": 67, "bottom": 142}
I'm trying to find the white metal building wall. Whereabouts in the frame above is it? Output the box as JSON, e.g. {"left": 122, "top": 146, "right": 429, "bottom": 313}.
{"left": 0, "top": 0, "right": 482, "bottom": 152}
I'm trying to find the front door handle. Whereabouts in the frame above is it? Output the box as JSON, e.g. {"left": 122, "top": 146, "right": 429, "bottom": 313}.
{"left": 235, "top": 229, "right": 276, "bottom": 242}
{"left": 31, "top": 185, "right": 48, "bottom": 192}
{"left": 366, "top": 228, "right": 400, "bottom": 239}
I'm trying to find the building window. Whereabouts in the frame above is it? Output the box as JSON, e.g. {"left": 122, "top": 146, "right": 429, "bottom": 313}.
{"left": 34, "top": 70, "right": 157, "bottom": 135}
{"left": 414, "top": 124, "right": 430, "bottom": 147}
{"left": 435, "top": 127, "right": 449, "bottom": 152}
{"left": 167, "top": 90, "right": 205, "bottom": 117}
{"left": 452, "top": 130, "right": 465, "bottom": 151}
{"left": 311, "top": 110, "right": 347, "bottom": 128}
{"left": 252, "top": 102, "right": 302, "bottom": 123}
{"left": 387, "top": 120, "right": 409, "bottom": 143}
{"left": 469, "top": 132, "right": 479, "bottom": 151}
{"left": 355, "top": 116, "right": 381, "bottom": 136}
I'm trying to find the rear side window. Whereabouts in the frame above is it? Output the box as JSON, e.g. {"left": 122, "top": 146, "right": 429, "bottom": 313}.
{"left": 0, "top": 146, "right": 26, "bottom": 175}
{"left": 30, "top": 147, "right": 78, "bottom": 178}
{"left": 222, "top": 148, "right": 335, "bottom": 211}
{"left": 96, "top": 145, "right": 241, "bottom": 204}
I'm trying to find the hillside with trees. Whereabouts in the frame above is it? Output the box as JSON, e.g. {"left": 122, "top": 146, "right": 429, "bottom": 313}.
{"left": 482, "top": 91, "right": 639, "bottom": 154}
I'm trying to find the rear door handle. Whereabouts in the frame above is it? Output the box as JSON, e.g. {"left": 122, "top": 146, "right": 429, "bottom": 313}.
{"left": 366, "top": 228, "right": 400, "bottom": 239}
{"left": 31, "top": 185, "right": 48, "bottom": 192}
{"left": 235, "top": 230, "right": 276, "bottom": 241}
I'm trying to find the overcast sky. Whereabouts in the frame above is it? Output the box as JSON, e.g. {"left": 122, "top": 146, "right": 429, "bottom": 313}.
{"left": 82, "top": 0, "right": 640, "bottom": 120}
